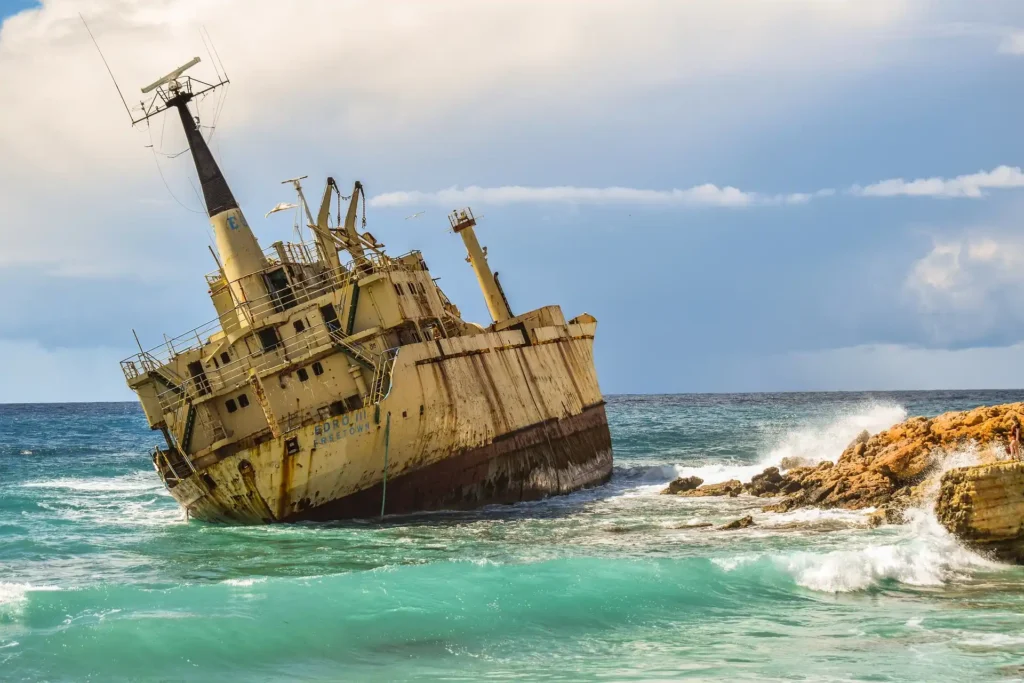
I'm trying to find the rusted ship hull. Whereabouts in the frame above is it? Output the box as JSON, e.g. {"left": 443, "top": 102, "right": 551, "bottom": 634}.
{"left": 936, "top": 460, "right": 1024, "bottom": 563}
{"left": 157, "top": 316, "right": 612, "bottom": 524}
{"left": 288, "top": 402, "right": 612, "bottom": 521}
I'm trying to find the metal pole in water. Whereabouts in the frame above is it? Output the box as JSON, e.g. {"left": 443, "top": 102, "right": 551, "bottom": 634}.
{"left": 380, "top": 411, "right": 391, "bottom": 520}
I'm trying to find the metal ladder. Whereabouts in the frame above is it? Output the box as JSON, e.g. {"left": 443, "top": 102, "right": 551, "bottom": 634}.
{"left": 369, "top": 349, "right": 399, "bottom": 404}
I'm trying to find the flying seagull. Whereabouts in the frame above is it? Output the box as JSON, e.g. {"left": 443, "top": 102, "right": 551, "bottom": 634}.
{"left": 405, "top": 211, "right": 425, "bottom": 220}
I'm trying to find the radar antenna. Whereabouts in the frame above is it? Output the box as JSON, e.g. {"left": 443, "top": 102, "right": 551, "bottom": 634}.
{"left": 131, "top": 56, "right": 229, "bottom": 126}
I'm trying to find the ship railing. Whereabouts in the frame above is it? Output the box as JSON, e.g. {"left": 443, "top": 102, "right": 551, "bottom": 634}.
{"left": 239, "top": 262, "right": 356, "bottom": 323}
{"left": 121, "top": 265, "right": 352, "bottom": 381}
{"left": 203, "top": 239, "right": 324, "bottom": 284}
{"left": 152, "top": 319, "right": 374, "bottom": 413}
{"left": 121, "top": 250, "right": 421, "bottom": 383}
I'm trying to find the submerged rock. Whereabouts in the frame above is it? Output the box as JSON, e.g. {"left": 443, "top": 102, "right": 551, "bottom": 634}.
{"left": 719, "top": 515, "right": 754, "bottom": 530}
{"left": 661, "top": 476, "right": 704, "bottom": 495}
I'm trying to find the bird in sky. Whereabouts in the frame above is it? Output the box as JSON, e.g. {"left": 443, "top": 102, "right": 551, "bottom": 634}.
{"left": 405, "top": 211, "right": 425, "bottom": 220}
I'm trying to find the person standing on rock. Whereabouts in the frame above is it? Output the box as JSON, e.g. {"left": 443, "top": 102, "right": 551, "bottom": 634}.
{"left": 1009, "top": 420, "right": 1022, "bottom": 460}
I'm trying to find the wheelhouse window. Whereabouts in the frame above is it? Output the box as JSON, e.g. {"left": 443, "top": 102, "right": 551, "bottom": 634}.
{"left": 187, "top": 360, "right": 212, "bottom": 396}
{"left": 237, "top": 394, "right": 250, "bottom": 408}
{"left": 320, "top": 304, "right": 342, "bottom": 339}
{"left": 225, "top": 398, "right": 237, "bottom": 413}
{"left": 256, "top": 327, "right": 281, "bottom": 352}
{"left": 263, "top": 267, "right": 297, "bottom": 312}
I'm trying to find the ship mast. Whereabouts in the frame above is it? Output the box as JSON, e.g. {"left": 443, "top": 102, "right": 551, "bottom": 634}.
{"left": 449, "top": 208, "right": 512, "bottom": 323}
{"left": 133, "top": 58, "right": 268, "bottom": 326}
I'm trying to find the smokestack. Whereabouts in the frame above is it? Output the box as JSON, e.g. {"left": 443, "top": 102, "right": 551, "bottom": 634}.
{"left": 170, "top": 97, "right": 267, "bottom": 308}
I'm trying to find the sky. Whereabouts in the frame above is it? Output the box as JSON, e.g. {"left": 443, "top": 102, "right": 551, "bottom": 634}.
{"left": 4, "top": 0, "right": 1024, "bottom": 401}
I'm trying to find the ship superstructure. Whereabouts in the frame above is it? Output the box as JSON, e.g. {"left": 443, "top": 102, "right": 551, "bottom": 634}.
{"left": 120, "top": 59, "right": 613, "bottom": 523}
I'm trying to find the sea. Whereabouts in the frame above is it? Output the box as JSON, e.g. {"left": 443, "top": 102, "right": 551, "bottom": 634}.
{"left": 3, "top": 391, "right": 1024, "bottom": 681}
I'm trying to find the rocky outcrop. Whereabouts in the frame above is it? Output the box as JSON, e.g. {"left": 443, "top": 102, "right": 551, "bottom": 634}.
{"left": 758, "top": 403, "right": 1024, "bottom": 519}
{"left": 672, "top": 479, "right": 744, "bottom": 498}
{"left": 660, "top": 403, "right": 1024, "bottom": 531}
{"left": 662, "top": 476, "right": 703, "bottom": 495}
{"left": 935, "top": 460, "right": 1024, "bottom": 562}
{"left": 744, "top": 466, "right": 797, "bottom": 497}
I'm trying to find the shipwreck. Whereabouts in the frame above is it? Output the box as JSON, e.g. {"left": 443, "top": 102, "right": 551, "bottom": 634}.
{"left": 119, "top": 58, "right": 612, "bottom": 523}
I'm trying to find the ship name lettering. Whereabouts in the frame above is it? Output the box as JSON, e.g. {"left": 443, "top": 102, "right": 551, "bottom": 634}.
{"left": 315, "top": 414, "right": 370, "bottom": 444}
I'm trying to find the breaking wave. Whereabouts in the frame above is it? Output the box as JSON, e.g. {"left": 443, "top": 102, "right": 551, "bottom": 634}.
{"left": 765, "top": 401, "right": 908, "bottom": 468}
{"left": 714, "top": 506, "right": 1000, "bottom": 593}
{"left": 776, "top": 508, "right": 999, "bottom": 592}
{"left": 667, "top": 402, "right": 908, "bottom": 486}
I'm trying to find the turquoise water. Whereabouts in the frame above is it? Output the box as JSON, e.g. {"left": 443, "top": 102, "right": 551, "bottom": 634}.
{"left": 4, "top": 392, "right": 1024, "bottom": 681}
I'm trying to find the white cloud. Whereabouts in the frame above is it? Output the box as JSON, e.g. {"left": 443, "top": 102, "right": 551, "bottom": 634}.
{"left": 905, "top": 232, "right": 1024, "bottom": 344}
{"left": 999, "top": 31, "right": 1024, "bottom": 54}
{"left": 852, "top": 165, "right": 1024, "bottom": 198}
{"left": 369, "top": 184, "right": 819, "bottom": 209}
{"left": 367, "top": 166, "right": 1024, "bottom": 209}
{"left": 0, "top": 0, "right": 917, "bottom": 276}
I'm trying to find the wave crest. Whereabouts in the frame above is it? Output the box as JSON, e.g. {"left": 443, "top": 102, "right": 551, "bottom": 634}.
{"left": 767, "top": 402, "right": 907, "bottom": 469}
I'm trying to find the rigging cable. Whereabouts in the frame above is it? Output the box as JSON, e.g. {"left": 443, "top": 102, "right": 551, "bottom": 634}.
{"left": 380, "top": 411, "right": 391, "bottom": 520}
{"left": 146, "top": 121, "right": 205, "bottom": 216}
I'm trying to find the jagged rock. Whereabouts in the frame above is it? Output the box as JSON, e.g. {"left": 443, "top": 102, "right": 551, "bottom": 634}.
{"left": 661, "top": 476, "right": 704, "bottom": 495}
{"left": 720, "top": 515, "right": 755, "bottom": 530}
{"left": 757, "top": 403, "right": 1024, "bottom": 516}
{"left": 745, "top": 466, "right": 785, "bottom": 497}
{"left": 678, "top": 479, "right": 743, "bottom": 497}
{"left": 935, "top": 460, "right": 1024, "bottom": 562}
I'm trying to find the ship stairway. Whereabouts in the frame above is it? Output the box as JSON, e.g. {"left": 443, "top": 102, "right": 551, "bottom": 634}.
{"left": 151, "top": 368, "right": 185, "bottom": 395}
{"left": 328, "top": 329, "right": 377, "bottom": 371}
{"left": 439, "top": 314, "right": 460, "bottom": 338}
{"left": 180, "top": 401, "right": 197, "bottom": 454}
{"left": 369, "top": 348, "right": 399, "bottom": 404}
{"left": 155, "top": 447, "right": 194, "bottom": 487}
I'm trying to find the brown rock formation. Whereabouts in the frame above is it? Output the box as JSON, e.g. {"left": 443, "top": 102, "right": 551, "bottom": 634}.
{"left": 935, "top": 460, "right": 1024, "bottom": 562}
{"left": 759, "top": 403, "right": 1024, "bottom": 520}
{"left": 677, "top": 479, "right": 743, "bottom": 498}
{"left": 744, "top": 466, "right": 785, "bottom": 497}
{"left": 662, "top": 476, "right": 704, "bottom": 495}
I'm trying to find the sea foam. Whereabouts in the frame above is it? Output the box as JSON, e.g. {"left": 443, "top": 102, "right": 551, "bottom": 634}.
{"left": 777, "top": 508, "right": 998, "bottom": 592}
{"left": 667, "top": 402, "right": 907, "bottom": 487}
